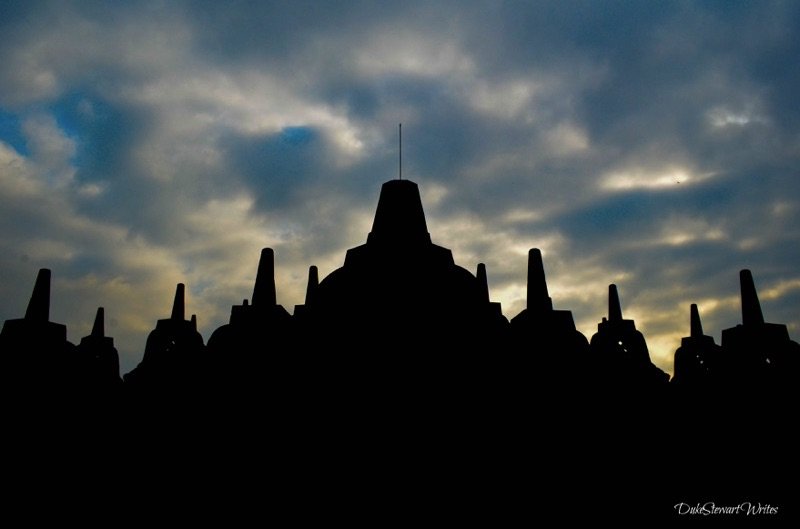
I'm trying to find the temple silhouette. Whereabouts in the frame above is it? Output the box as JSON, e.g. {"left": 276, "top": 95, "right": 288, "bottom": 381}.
{"left": 1, "top": 177, "right": 797, "bottom": 397}
{"left": 1, "top": 177, "right": 797, "bottom": 520}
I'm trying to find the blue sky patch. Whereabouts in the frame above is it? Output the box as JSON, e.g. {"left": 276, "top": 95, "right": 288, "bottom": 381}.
{"left": 280, "top": 126, "right": 315, "bottom": 146}
{"left": 46, "top": 90, "right": 128, "bottom": 171}
{"left": 0, "top": 109, "right": 29, "bottom": 156}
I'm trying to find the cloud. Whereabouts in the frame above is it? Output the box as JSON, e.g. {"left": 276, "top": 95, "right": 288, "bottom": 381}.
{"left": 1, "top": 1, "right": 799, "bottom": 378}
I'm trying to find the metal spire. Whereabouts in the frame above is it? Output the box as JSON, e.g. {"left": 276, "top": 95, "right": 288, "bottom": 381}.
{"left": 399, "top": 123, "right": 402, "bottom": 180}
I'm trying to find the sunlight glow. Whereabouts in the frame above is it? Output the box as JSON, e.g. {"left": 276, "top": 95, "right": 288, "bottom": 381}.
{"left": 759, "top": 278, "right": 800, "bottom": 301}
{"left": 771, "top": 201, "right": 794, "bottom": 217}
{"left": 545, "top": 122, "right": 590, "bottom": 155}
{"left": 467, "top": 78, "right": 540, "bottom": 120}
{"left": 602, "top": 167, "right": 715, "bottom": 191}
{"left": 707, "top": 106, "right": 766, "bottom": 128}
{"left": 77, "top": 182, "right": 106, "bottom": 198}
{"left": 501, "top": 208, "right": 545, "bottom": 224}
{"left": 355, "top": 33, "right": 474, "bottom": 78}
{"left": 654, "top": 217, "right": 727, "bottom": 247}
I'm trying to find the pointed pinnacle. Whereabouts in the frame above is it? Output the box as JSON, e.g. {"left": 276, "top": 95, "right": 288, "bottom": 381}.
{"left": 25, "top": 268, "right": 51, "bottom": 322}
{"left": 477, "top": 263, "right": 490, "bottom": 303}
{"left": 91, "top": 307, "right": 105, "bottom": 337}
{"left": 690, "top": 304, "right": 703, "bottom": 338}
{"left": 171, "top": 283, "right": 185, "bottom": 321}
{"left": 527, "top": 249, "right": 553, "bottom": 312}
{"left": 305, "top": 265, "right": 319, "bottom": 305}
{"left": 252, "top": 248, "right": 277, "bottom": 307}
{"left": 740, "top": 269, "right": 764, "bottom": 326}
{"left": 608, "top": 284, "right": 623, "bottom": 322}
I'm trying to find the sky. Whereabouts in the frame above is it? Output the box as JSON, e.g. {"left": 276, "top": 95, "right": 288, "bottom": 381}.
{"left": 1, "top": 0, "right": 799, "bottom": 375}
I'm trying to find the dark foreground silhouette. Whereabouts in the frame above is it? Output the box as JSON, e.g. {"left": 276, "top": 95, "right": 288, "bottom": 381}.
{"left": 1, "top": 179, "right": 796, "bottom": 521}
